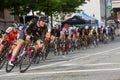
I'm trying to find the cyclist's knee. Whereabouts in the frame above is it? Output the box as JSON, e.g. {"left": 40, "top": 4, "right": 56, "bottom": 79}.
{"left": 36, "top": 40, "right": 44, "bottom": 48}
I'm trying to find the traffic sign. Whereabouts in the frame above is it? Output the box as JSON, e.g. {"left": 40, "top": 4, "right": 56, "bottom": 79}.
{"left": 106, "top": 0, "right": 112, "bottom": 9}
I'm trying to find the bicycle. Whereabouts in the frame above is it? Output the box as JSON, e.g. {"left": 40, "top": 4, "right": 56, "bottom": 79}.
{"left": 92, "top": 34, "right": 99, "bottom": 48}
{"left": 53, "top": 37, "right": 60, "bottom": 56}
{"left": 5, "top": 36, "right": 36, "bottom": 73}
{"left": 5, "top": 42, "right": 25, "bottom": 72}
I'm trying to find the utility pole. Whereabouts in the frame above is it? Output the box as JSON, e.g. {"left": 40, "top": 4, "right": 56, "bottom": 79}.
{"left": 23, "top": 15, "right": 26, "bottom": 25}
{"left": 105, "top": 0, "right": 107, "bottom": 27}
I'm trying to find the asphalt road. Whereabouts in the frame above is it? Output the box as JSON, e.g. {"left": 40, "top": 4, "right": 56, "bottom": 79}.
{"left": 1, "top": 37, "right": 120, "bottom": 80}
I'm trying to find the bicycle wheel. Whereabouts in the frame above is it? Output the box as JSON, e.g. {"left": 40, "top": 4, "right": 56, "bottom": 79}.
{"left": 19, "top": 47, "right": 36, "bottom": 73}
{"left": 33, "top": 52, "right": 42, "bottom": 64}
{"left": 44, "top": 47, "right": 50, "bottom": 59}
{"left": 0, "top": 57, "right": 7, "bottom": 69}
{"left": 0, "top": 45, "right": 11, "bottom": 69}
{"left": 5, "top": 60, "right": 15, "bottom": 73}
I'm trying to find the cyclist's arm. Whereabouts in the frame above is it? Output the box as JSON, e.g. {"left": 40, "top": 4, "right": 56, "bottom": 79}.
{"left": 23, "top": 26, "right": 31, "bottom": 42}
{"left": 2, "top": 27, "right": 13, "bottom": 40}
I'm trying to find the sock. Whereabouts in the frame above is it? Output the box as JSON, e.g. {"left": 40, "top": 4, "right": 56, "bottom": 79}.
{"left": 27, "top": 48, "right": 32, "bottom": 55}
{"left": 10, "top": 56, "right": 15, "bottom": 62}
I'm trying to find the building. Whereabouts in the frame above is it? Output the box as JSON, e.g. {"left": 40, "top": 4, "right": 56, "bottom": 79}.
{"left": 112, "top": 0, "right": 120, "bottom": 20}
{"left": 0, "top": 9, "right": 14, "bottom": 30}
{"left": 112, "top": 0, "right": 120, "bottom": 36}
{"left": 78, "top": 0, "right": 111, "bottom": 21}
{"left": 112, "top": 0, "right": 120, "bottom": 8}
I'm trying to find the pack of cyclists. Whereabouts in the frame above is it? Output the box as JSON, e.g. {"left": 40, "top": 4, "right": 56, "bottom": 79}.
{"left": 0, "top": 15, "right": 115, "bottom": 73}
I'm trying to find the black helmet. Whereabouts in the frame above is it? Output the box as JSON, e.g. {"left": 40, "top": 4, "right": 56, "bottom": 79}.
{"left": 39, "top": 16, "right": 49, "bottom": 23}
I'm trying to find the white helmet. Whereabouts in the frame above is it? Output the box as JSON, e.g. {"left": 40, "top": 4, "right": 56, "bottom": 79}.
{"left": 19, "top": 24, "right": 24, "bottom": 30}
{"left": 92, "top": 26, "right": 95, "bottom": 29}
{"left": 12, "top": 23, "right": 18, "bottom": 29}
{"left": 85, "top": 26, "right": 88, "bottom": 29}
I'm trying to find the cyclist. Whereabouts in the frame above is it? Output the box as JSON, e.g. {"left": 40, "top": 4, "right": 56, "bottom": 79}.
{"left": 51, "top": 24, "right": 61, "bottom": 42}
{"left": 0, "top": 23, "right": 19, "bottom": 57}
{"left": 51, "top": 24, "right": 61, "bottom": 53}
{"left": 8, "top": 16, "right": 50, "bottom": 66}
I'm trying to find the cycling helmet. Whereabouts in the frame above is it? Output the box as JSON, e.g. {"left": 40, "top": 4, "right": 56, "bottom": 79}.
{"left": 39, "top": 16, "right": 49, "bottom": 23}
{"left": 12, "top": 23, "right": 19, "bottom": 29}
{"left": 85, "top": 26, "right": 89, "bottom": 29}
{"left": 18, "top": 24, "right": 25, "bottom": 30}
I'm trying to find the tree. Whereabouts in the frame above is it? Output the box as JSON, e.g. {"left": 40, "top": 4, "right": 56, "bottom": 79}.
{"left": 38, "top": 0, "right": 89, "bottom": 26}
{"left": 1, "top": 0, "right": 90, "bottom": 23}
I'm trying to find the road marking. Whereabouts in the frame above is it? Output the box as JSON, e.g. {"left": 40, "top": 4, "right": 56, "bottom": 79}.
{"left": 0, "top": 69, "right": 5, "bottom": 72}
{"left": 1, "top": 68, "right": 120, "bottom": 77}
{"left": 114, "top": 52, "right": 120, "bottom": 54}
{"left": 61, "top": 63, "right": 120, "bottom": 66}
{"left": 81, "top": 63, "right": 120, "bottom": 66}
{"left": 30, "top": 61, "right": 67, "bottom": 70}
{"left": 1, "top": 62, "right": 120, "bottom": 73}
{"left": 69, "top": 46, "right": 120, "bottom": 61}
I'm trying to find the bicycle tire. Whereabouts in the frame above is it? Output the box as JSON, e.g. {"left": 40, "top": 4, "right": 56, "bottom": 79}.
{"left": 5, "top": 60, "right": 15, "bottom": 73}
{"left": 0, "top": 44, "right": 11, "bottom": 69}
{"left": 0, "top": 58, "right": 6, "bottom": 69}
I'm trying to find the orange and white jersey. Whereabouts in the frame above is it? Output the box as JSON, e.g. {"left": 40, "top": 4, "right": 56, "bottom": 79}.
{"left": 4, "top": 27, "right": 18, "bottom": 42}
{"left": 5, "top": 27, "right": 13, "bottom": 34}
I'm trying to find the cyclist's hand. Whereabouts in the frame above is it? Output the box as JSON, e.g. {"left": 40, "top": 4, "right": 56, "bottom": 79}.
{"left": 45, "top": 32, "right": 51, "bottom": 40}
{"left": 3, "top": 34, "right": 8, "bottom": 41}
{"left": 26, "top": 35, "right": 31, "bottom": 41}
{"left": 0, "top": 39, "right": 3, "bottom": 44}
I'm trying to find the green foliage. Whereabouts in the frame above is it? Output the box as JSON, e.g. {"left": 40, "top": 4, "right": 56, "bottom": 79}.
{"left": 0, "top": 0, "right": 90, "bottom": 15}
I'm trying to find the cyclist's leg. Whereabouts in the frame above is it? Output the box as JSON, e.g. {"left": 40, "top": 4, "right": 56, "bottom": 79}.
{"left": 9, "top": 39, "right": 24, "bottom": 65}
{"left": 6, "top": 42, "right": 17, "bottom": 57}
{"left": 9, "top": 32, "right": 25, "bottom": 66}
{"left": 33, "top": 39, "right": 43, "bottom": 51}
{"left": 0, "top": 38, "right": 5, "bottom": 54}
{"left": 0, "top": 44, "right": 4, "bottom": 54}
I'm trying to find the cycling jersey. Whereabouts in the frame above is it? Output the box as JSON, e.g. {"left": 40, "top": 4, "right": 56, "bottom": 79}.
{"left": 52, "top": 29, "right": 60, "bottom": 37}
{"left": 92, "top": 29, "right": 97, "bottom": 35}
{"left": 5, "top": 27, "right": 18, "bottom": 42}
{"left": 62, "top": 28, "right": 69, "bottom": 38}
{"left": 103, "top": 28, "right": 106, "bottom": 34}
{"left": 26, "top": 21, "right": 48, "bottom": 41}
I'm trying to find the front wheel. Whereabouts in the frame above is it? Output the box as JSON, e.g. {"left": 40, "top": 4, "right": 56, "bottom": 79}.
{"left": 19, "top": 47, "right": 36, "bottom": 73}
{"left": 0, "top": 58, "right": 7, "bottom": 69}
{"left": 5, "top": 60, "right": 15, "bottom": 73}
